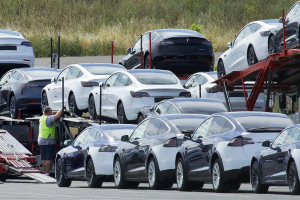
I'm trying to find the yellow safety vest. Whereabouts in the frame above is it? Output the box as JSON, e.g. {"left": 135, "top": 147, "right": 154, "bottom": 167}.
{"left": 39, "top": 115, "right": 57, "bottom": 139}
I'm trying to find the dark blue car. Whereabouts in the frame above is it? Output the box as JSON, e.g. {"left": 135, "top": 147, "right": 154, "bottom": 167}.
{"left": 251, "top": 124, "right": 300, "bottom": 195}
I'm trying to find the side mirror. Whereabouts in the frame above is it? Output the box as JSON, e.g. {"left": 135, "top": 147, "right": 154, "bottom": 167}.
{"left": 195, "top": 138, "right": 203, "bottom": 144}
{"left": 121, "top": 135, "right": 129, "bottom": 142}
{"left": 51, "top": 77, "right": 56, "bottom": 83}
{"left": 149, "top": 106, "right": 154, "bottom": 112}
{"left": 184, "top": 133, "right": 192, "bottom": 140}
{"left": 279, "top": 17, "right": 282, "bottom": 23}
{"left": 126, "top": 48, "right": 131, "bottom": 54}
{"left": 63, "top": 139, "right": 72, "bottom": 146}
{"left": 227, "top": 41, "right": 232, "bottom": 48}
{"left": 261, "top": 140, "right": 270, "bottom": 147}
{"left": 99, "top": 82, "right": 104, "bottom": 88}
{"left": 131, "top": 140, "right": 139, "bottom": 145}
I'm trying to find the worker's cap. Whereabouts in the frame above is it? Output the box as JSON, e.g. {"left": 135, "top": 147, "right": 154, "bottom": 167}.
{"left": 43, "top": 106, "right": 52, "bottom": 114}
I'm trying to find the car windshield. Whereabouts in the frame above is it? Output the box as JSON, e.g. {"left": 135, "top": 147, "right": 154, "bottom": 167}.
{"left": 25, "top": 70, "right": 60, "bottom": 78}
{"left": 84, "top": 66, "right": 124, "bottom": 75}
{"left": 105, "top": 128, "right": 134, "bottom": 140}
{"left": 234, "top": 116, "right": 293, "bottom": 132}
{"left": 206, "top": 73, "right": 218, "bottom": 80}
{"left": 177, "top": 101, "right": 227, "bottom": 114}
{"left": 169, "top": 118, "right": 205, "bottom": 132}
{"left": 131, "top": 72, "right": 178, "bottom": 85}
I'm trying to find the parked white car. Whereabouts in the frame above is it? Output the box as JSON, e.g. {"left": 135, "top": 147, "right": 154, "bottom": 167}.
{"left": 183, "top": 71, "right": 265, "bottom": 111}
{"left": 217, "top": 20, "right": 280, "bottom": 78}
{"left": 41, "top": 63, "right": 125, "bottom": 115}
{"left": 0, "top": 30, "right": 34, "bottom": 74}
{"left": 88, "top": 69, "right": 191, "bottom": 123}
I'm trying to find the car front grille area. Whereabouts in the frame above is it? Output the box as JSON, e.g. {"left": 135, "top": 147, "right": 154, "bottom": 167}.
{"left": 0, "top": 46, "right": 17, "bottom": 50}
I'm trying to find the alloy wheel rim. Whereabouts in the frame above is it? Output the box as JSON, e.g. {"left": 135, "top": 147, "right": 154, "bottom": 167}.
{"left": 251, "top": 163, "right": 258, "bottom": 191}
{"left": 289, "top": 164, "right": 297, "bottom": 192}
{"left": 69, "top": 96, "right": 75, "bottom": 113}
{"left": 114, "top": 161, "right": 121, "bottom": 186}
{"left": 89, "top": 97, "right": 95, "bottom": 119}
{"left": 269, "top": 37, "right": 274, "bottom": 54}
{"left": 212, "top": 163, "right": 220, "bottom": 189}
{"left": 10, "top": 98, "right": 15, "bottom": 117}
{"left": 248, "top": 48, "right": 255, "bottom": 66}
{"left": 218, "top": 62, "right": 225, "bottom": 77}
{"left": 42, "top": 94, "right": 48, "bottom": 111}
{"left": 56, "top": 160, "right": 62, "bottom": 183}
{"left": 148, "top": 161, "right": 155, "bottom": 187}
{"left": 176, "top": 162, "right": 184, "bottom": 188}
{"left": 87, "top": 160, "right": 93, "bottom": 185}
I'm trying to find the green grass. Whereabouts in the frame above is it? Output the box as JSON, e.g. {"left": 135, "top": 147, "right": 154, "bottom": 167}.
{"left": 0, "top": 0, "right": 297, "bottom": 57}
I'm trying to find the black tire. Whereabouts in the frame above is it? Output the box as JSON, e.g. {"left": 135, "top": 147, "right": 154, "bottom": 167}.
{"left": 137, "top": 114, "right": 144, "bottom": 124}
{"left": 86, "top": 159, "right": 102, "bottom": 188}
{"left": 247, "top": 46, "right": 258, "bottom": 66}
{"left": 41, "top": 92, "right": 49, "bottom": 112}
{"left": 250, "top": 160, "right": 269, "bottom": 194}
{"left": 176, "top": 158, "right": 192, "bottom": 191}
{"left": 114, "top": 157, "right": 128, "bottom": 189}
{"left": 217, "top": 60, "right": 226, "bottom": 79}
{"left": 128, "top": 182, "right": 140, "bottom": 188}
{"left": 88, "top": 95, "right": 97, "bottom": 120}
{"left": 56, "top": 158, "right": 72, "bottom": 187}
{"left": 148, "top": 158, "right": 163, "bottom": 190}
{"left": 69, "top": 93, "right": 82, "bottom": 117}
{"left": 288, "top": 161, "right": 300, "bottom": 195}
{"left": 117, "top": 102, "right": 129, "bottom": 124}
{"left": 212, "top": 158, "right": 229, "bottom": 193}
{"left": 10, "top": 95, "right": 18, "bottom": 119}
{"left": 191, "top": 181, "right": 204, "bottom": 190}
{"left": 268, "top": 35, "right": 276, "bottom": 54}
{"left": 230, "top": 181, "right": 241, "bottom": 190}
{"left": 0, "top": 174, "right": 7, "bottom": 182}
{"left": 144, "top": 54, "right": 150, "bottom": 69}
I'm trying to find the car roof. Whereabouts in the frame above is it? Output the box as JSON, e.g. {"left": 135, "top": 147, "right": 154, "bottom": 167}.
{"left": 17, "top": 68, "right": 60, "bottom": 72}
{"left": 148, "top": 29, "right": 203, "bottom": 39}
{"left": 214, "top": 111, "right": 289, "bottom": 118}
{"left": 205, "top": 71, "right": 217, "bottom": 75}
{"left": 0, "top": 30, "right": 22, "bottom": 37}
{"left": 77, "top": 63, "right": 125, "bottom": 69}
{"left": 127, "top": 69, "right": 174, "bottom": 75}
{"left": 167, "top": 98, "right": 222, "bottom": 104}
{"left": 92, "top": 124, "right": 136, "bottom": 131}
{"left": 160, "top": 114, "right": 208, "bottom": 120}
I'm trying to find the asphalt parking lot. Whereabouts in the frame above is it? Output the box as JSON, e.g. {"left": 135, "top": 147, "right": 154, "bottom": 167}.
{"left": 2, "top": 178, "right": 298, "bottom": 200}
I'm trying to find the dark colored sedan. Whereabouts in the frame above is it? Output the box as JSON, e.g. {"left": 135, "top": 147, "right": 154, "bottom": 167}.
{"left": 268, "top": 1, "right": 300, "bottom": 53}
{"left": 251, "top": 124, "right": 300, "bottom": 195}
{"left": 0, "top": 68, "right": 61, "bottom": 118}
{"left": 175, "top": 112, "right": 293, "bottom": 193}
{"left": 138, "top": 98, "right": 227, "bottom": 123}
{"left": 118, "top": 29, "right": 214, "bottom": 77}
{"left": 113, "top": 114, "right": 208, "bottom": 190}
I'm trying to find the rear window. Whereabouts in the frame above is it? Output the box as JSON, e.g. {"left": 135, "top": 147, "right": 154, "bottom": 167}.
{"left": 0, "top": 30, "right": 20, "bottom": 36}
{"left": 131, "top": 72, "right": 178, "bottom": 85}
{"left": 84, "top": 66, "right": 124, "bottom": 75}
{"left": 169, "top": 118, "right": 206, "bottom": 132}
{"left": 26, "top": 70, "right": 60, "bottom": 78}
{"left": 234, "top": 116, "right": 294, "bottom": 132}
{"left": 177, "top": 101, "right": 227, "bottom": 115}
{"left": 105, "top": 128, "right": 134, "bottom": 140}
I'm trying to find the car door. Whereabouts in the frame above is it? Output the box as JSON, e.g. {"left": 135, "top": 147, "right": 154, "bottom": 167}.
{"left": 64, "top": 129, "right": 88, "bottom": 178}
{"left": 125, "top": 37, "right": 142, "bottom": 69}
{"left": 260, "top": 129, "right": 289, "bottom": 183}
{"left": 48, "top": 67, "right": 70, "bottom": 110}
{"left": 101, "top": 73, "right": 119, "bottom": 118}
{"left": 123, "top": 119, "right": 149, "bottom": 179}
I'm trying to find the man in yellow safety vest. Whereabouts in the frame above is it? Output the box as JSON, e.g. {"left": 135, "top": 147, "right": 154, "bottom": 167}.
{"left": 38, "top": 106, "right": 62, "bottom": 176}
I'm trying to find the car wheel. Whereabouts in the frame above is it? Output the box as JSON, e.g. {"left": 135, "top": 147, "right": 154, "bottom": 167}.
{"left": 247, "top": 46, "right": 258, "bottom": 66}
{"left": 148, "top": 158, "right": 162, "bottom": 190}
{"left": 144, "top": 54, "right": 150, "bottom": 69}
{"left": 56, "top": 158, "right": 72, "bottom": 187}
{"left": 88, "top": 95, "right": 97, "bottom": 120}
{"left": 114, "top": 157, "right": 128, "bottom": 189}
{"left": 176, "top": 158, "right": 191, "bottom": 191}
{"left": 217, "top": 60, "right": 226, "bottom": 79}
{"left": 212, "top": 158, "right": 229, "bottom": 193}
{"left": 0, "top": 174, "right": 7, "bottom": 182}
{"left": 69, "top": 93, "right": 82, "bottom": 117}
{"left": 250, "top": 160, "right": 268, "bottom": 193}
{"left": 137, "top": 114, "right": 144, "bottom": 124}
{"left": 117, "top": 102, "right": 129, "bottom": 124}
{"left": 288, "top": 161, "right": 300, "bottom": 195}
{"left": 86, "top": 159, "right": 102, "bottom": 188}
{"left": 268, "top": 35, "right": 276, "bottom": 54}
{"left": 10, "top": 95, "right": 18, "bottom": 119}
{"left": 41, "top": 92, "right": 49, "bottom": 112}
{"left": 230, "top": 181, "right": 241, "bottom": 190}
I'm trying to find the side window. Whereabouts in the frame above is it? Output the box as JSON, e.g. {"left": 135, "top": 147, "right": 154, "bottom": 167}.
{"left": 73, "top": 130, "right": 88, "bottom": 146}
{"left": 115, "top": 74, "right": 132, "bottom": 86}
{"left": 158, "top": 122, "right": 169, "bottom": 135}
{"left": 192, "top": 117, "right": 213, "bottom": 140}
{"left": 184, "top": 75, "right": 197, "bottom": 89}
{"left": 284, "top": 128, "right": 300, "bottom": 144}
{"left": 155, "top": 101, "right": 170, "bottom": 115}
{"left": 130, "top": 119, "right": 149, "bottom": 142}
{"left": 272, "top": 129, "right": 289, "bottom": 147}
{"left": 105, "top": 73, "right": 119, "bottom": 87}
{"left": 202, "top": 77, "right": 208, "bottom": 84}
{"left": 67, "top": 67, "right": 83, "bottom": 80}
{"left": 286, "top": 4, "right": 299, "bottom": 20}
{"left": 151, "top": 32, "right": 159, "bottom": 41}
{"left": 8, "top": 71, "right": 22, "bottom": 84}
{"left": 222, "top": 120, "right": 234, "bottom": 133}
{"left": 244, "top": 24, "right": 258, "bottom": 38}
{"left": 85, "top": 128, "right": 101, "bottom": 143}
{"left": 234, "top": 27, "right": 247, "bottom": 46}
{"left": 142, "top": 33, "right": 150, "bottom": 45}
{"left": 166, "top": 104, "right": 180, "bottom": 114}
{"left": 0, "top": 72, "right": 12, "bottom": 86}
{"left": 209, "top": 117, "right": 227, "bottom": 136}
{"left": 132, "top": 38, "right": 141, "bottom": 53}
{"left": 255, "top": 24, "right": 262, "bottom": 31}
{"left": 57, "top": 68, "right": 69, "bottom": 82}
{"left": 193, "top": 75, "right": 205, "bottom": 87}
{"left": 144, "top": 118, "right": 161, "bottom": 138}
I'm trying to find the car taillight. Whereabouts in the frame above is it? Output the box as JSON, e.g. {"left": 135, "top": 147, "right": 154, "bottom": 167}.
{"left": 179, "top": 92, "right": 191, "bottom": 97}
{"left": 81, "top": 81, "right": 99, "bottom": 87}
{"left": 22, "top": 83, "right": 38, "bottom": 88}
{"left": 21, "top": 41, "right": 32, "bottom": 47}
{"left": 163, "top": 138, "right": 185, "bottom": 147}
{"left": 130, "top": 91, "right": 150, "bottom": 98}
{"left": 201, "top": 40, "right": 212, "bottom": 46}
{"left": 98, "top": 145, "right": 117, "bottom": 152}
{"left": 26, "top": 157, "right": 36, "bottom": 162}
{"left": 157, "top": 40, "right": 174, "bottom": 46}
{"left": 260, "top": 31, "right": 270, "bottom": 37}
{"left": 227, "top": 137, "right": 254, "bottom": 147}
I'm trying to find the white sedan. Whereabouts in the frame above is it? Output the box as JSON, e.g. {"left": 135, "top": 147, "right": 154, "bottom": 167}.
{"left": 0, "top": 30, "right": 34, "bottom": 74}
{"left": 88, "top": 69, "right": 191, "bottom": 123}
{"left": 183, "top": 71, "right": 265, "bottom": 111}
{"left": 217, "top": 20, "right": 280, "bottom": 78}
{"left": 42, "top": 63, "right": 125, "bottom": 116}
